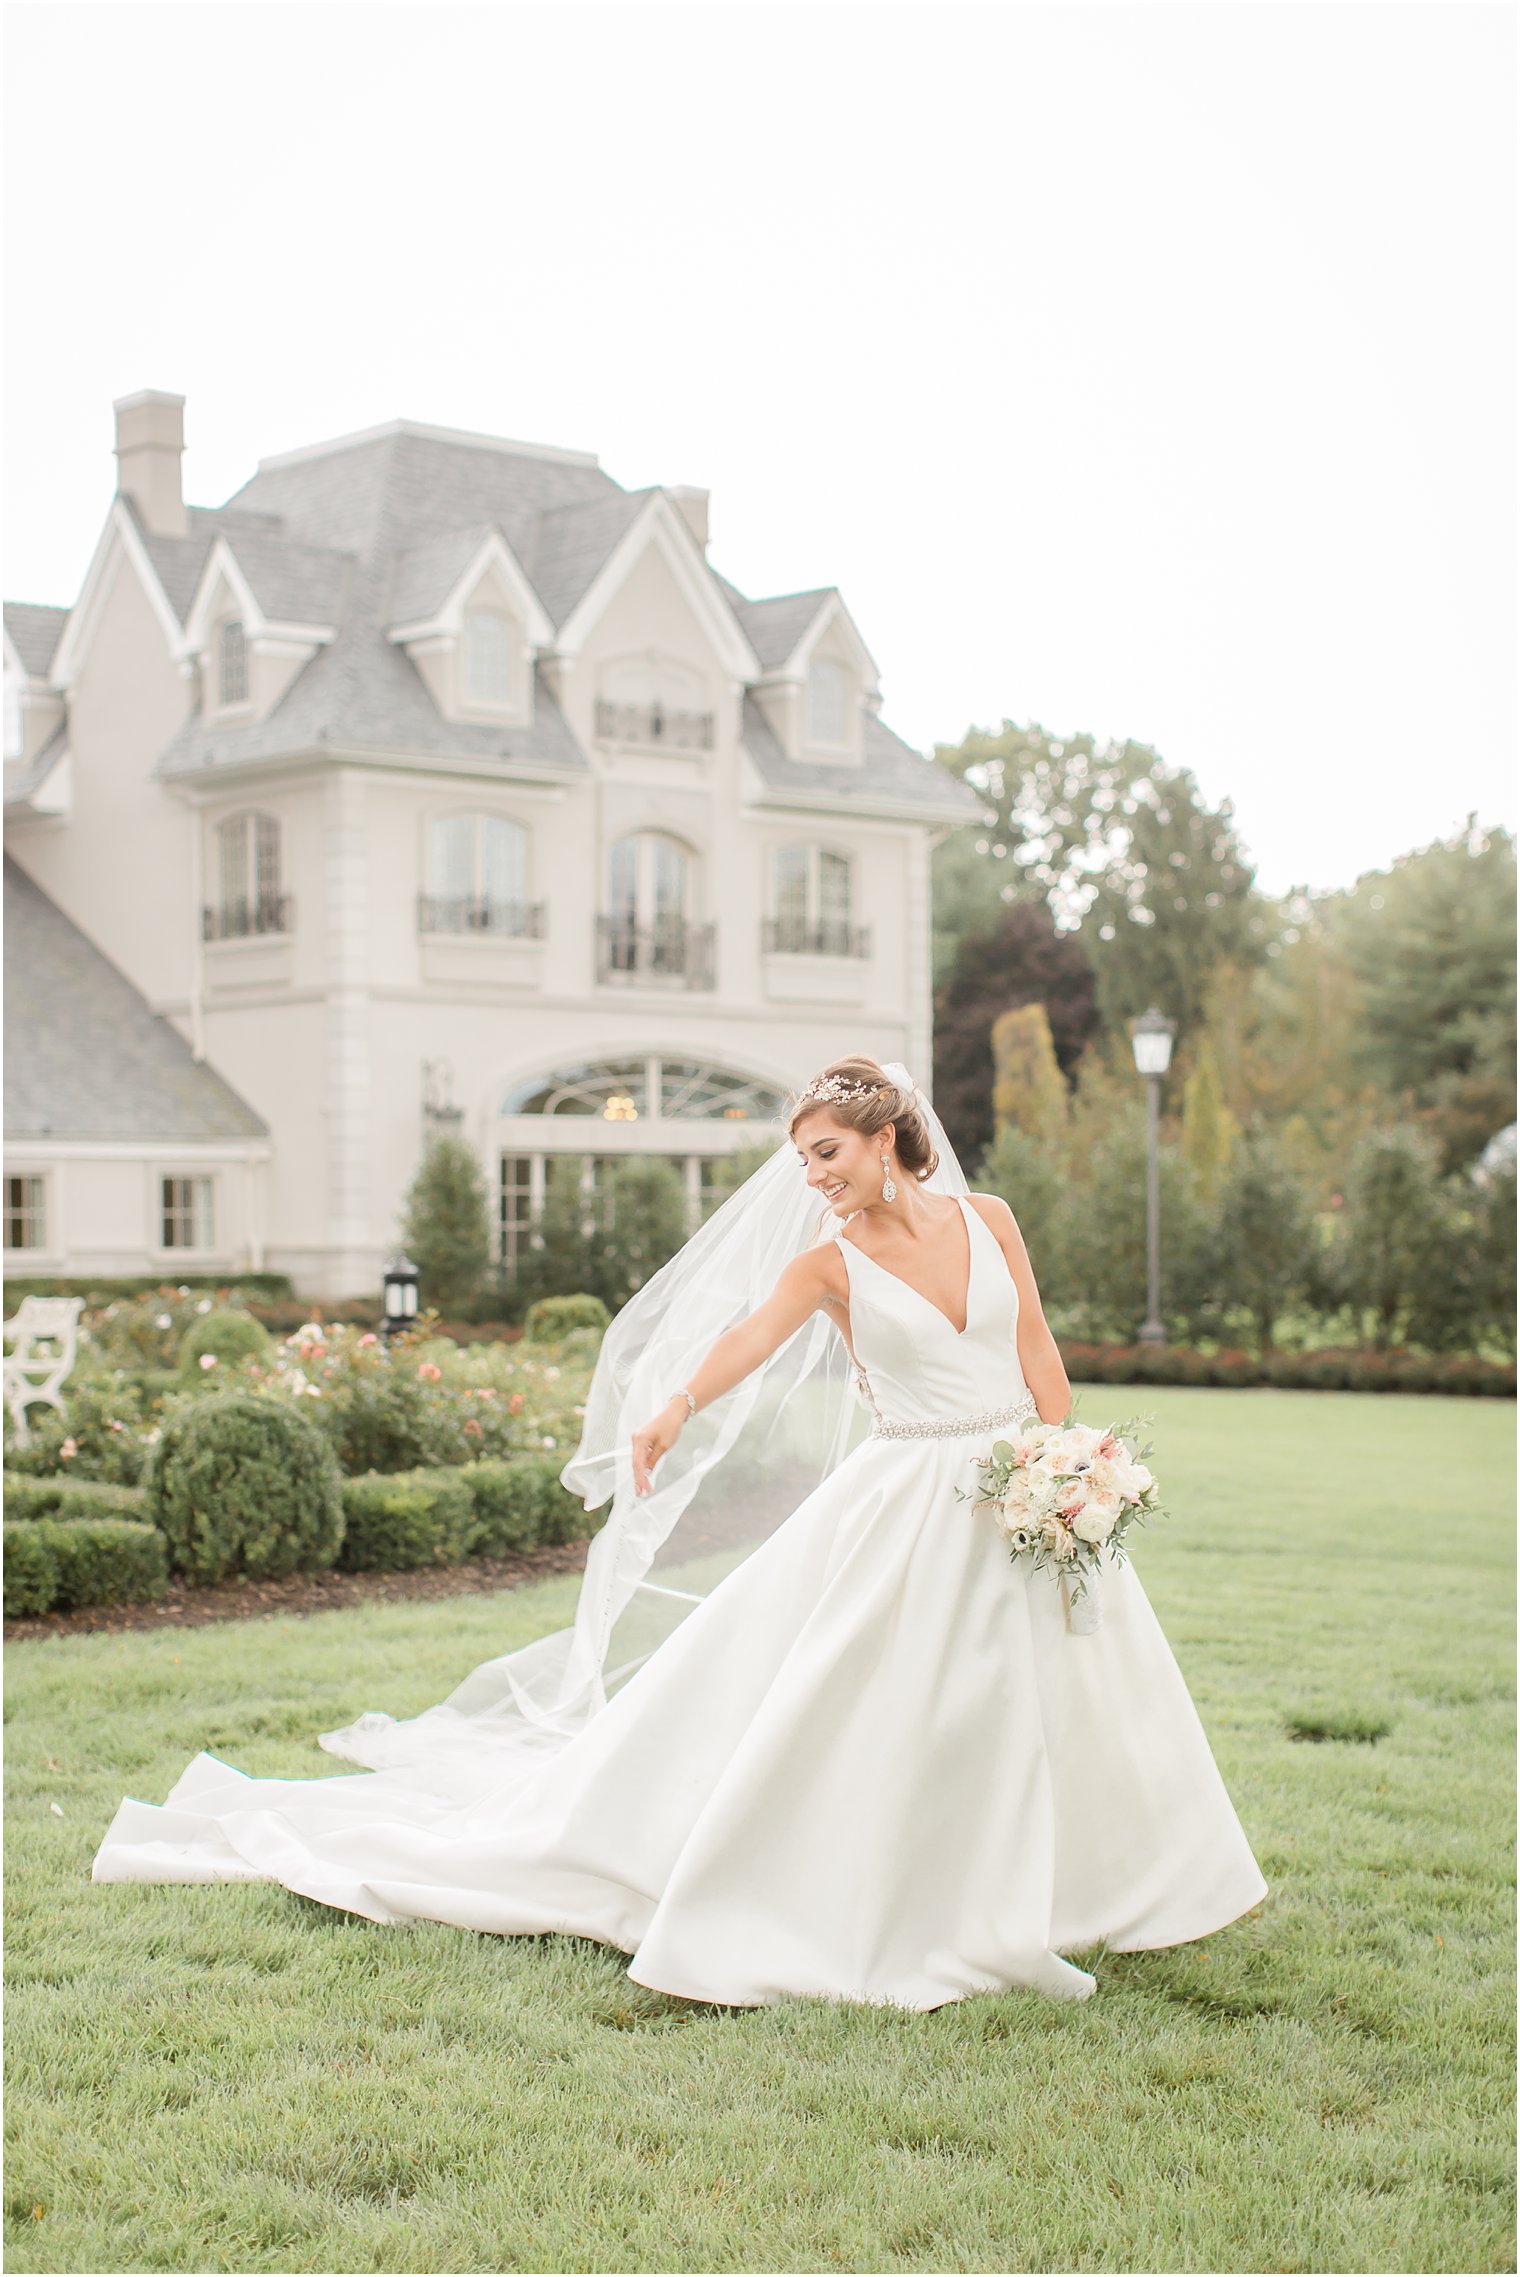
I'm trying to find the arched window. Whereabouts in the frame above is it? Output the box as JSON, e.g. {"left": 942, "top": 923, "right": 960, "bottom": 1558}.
{"left": 601, "top": 831, "right": 711, "bottom": 984}
{"left": 463, "top": 608, "right": 513, "bottom": 703}
{"left": 218, "top": 619, "right": 248, "bottom": 707}
{"left": 766, "top": 845, "right": 865, "bottom": 957}
{"left": 206, "top": 811, "right": 285, "bottom": 939}
{"left": 422, "top": 812, "right": 537, "bottom": 935}
{"left": 806, "top": 656, "right": 848, "bottom": 747}
{"left": 495, "top": 1056, "right": 790, "bottom": 1260}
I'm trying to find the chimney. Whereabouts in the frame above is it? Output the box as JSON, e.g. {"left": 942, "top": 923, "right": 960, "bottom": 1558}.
{"left": 667, "top": 485, "right": 709, "bottom": 553}
{"left": 113, "top": 389, "right": 187, "bottom": 535}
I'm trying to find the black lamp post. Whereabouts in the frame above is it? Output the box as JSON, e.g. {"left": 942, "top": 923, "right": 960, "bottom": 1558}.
{"left": 381, "top": 1251, "right": 419, "bottom": 1342}
{"left": 1130, "top": 1007, "right": 1177, "bottom": 1347}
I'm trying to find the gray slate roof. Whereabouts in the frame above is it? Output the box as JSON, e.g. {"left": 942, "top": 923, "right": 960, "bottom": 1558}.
{"left": 21, "top": 418, "right": 976, "bottom": 821}
{"left": 726, "top": 586, "right": 834, "bottom": 670}
{"left": 3, "top": 722, "right": 69, "bottom": 813}
{"left": 4, "top": 603, "right": 68, "bottom": 679}
{"left": 4, "top": 857, "right": 268, "bottom": 1143}
{"left": 740, "top": 695, "right": 982, "bottom": 822}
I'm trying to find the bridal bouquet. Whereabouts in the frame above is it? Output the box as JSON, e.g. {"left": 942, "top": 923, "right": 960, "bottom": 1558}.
{"left": 959, "top": 1417, "right": 1164, "bottom": 1631}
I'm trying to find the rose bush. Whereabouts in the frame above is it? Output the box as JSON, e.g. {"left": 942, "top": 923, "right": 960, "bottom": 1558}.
{"left": 224, "top": 1315, "right": 592, "bottom": 1475}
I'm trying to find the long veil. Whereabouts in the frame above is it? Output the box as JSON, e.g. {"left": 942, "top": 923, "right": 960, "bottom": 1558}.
{"left": 319, "top": 1063, "right": 969, "bottom": 1779}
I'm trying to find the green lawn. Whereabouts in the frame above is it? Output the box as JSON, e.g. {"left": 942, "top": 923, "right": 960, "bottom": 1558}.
{"left": 5, "top": 1390, "right": 1514, "bottom": 2275}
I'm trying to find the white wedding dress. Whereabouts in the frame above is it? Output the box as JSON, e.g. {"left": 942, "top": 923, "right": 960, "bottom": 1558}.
{"left": 93, "top": 1197, "right": 1268, "bottom": 2010}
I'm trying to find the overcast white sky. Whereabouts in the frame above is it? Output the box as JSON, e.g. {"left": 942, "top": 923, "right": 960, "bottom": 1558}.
{"left": 4, "top": 0, "right": 1514, "bottom": 897}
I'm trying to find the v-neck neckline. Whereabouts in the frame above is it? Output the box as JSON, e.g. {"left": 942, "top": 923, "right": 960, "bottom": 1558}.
{"left": 838, "top": 1195, "right": 976, "bottom": 1339}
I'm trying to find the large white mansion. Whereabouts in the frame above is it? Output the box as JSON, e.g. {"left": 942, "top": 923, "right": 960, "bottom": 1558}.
{"left": 3, "top": 392, "right": 978, "bottom": 1298}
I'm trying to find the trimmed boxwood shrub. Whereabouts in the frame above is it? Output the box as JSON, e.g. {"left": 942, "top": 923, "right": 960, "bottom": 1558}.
{"left": 148, "top": 1394, "right": 345, "bottom": 1583}
{"left": 3, "top": 1475, "right": 147, "bottom": 1521}
{"left": 1058, "top": 1340, "right": 1515, "bottom": 1396}
{"left": 480, "top": 1452, "right": 593, "bottom": 1547}
{"left": 338, "top": 1470, "right": 474, "bottom": 1572}
{"left": 524, "top": 1294, "right": 610, "bottom": 1344}
{"left": 180, "top": 1309, "right": 272, "bottom": 1379}
{"left": 3, "top": 1518, "right": 168, "bottom": 1616}
{"left": 4, "top": 1521, "right": 60, "bottom": 1614}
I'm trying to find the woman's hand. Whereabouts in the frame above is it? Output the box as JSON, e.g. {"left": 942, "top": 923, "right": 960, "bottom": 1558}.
{"left": 631, "top": 1398, "right": 689, "bottom": 1496}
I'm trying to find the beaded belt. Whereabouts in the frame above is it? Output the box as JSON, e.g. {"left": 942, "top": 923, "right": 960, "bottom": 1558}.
{"left": 867, "top": 1396, "right": 1037, "bottom": 1442}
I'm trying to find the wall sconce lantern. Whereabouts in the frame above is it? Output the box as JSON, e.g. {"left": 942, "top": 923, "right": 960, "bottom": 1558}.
{"left": 382, "top": 1251, "right": 420, "bottom": 1341}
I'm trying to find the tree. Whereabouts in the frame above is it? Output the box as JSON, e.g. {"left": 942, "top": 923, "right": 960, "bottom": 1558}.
{"left": 1332, "top": 1127, "right": 1454, "bottom": 1349}
{"left": 1081, "top": 765, "right": 1271, "bottom": 1050}
{"left": 975, "top": 1127, "right": 1069, "bottom": 1297}
{"left": 991, "top": 1004, "right": 1068, "bottom": 1143}
{"left": 401, "top": 1136, "right": 493, "bottom": 1313}
{"left": 597, "top": 1158, "right": 688, "bottom": 1307}
{"left": 932, "top": 900, "right": 1100, "bottom": 1165}
{"left": 1180, "top": 1038, "right": 1238, "bottom": 1199}
{"left": 1058, "top": 1113, "right": 1218, "bottom": 1342}
{"left": 932, "top": 720, "right": 1132, "bottom": 930}
{"left": 1333, "top": 822, "right": 1516, "bottom": 1168}
{"left": 1211, "top": 1131, "right": 1316, "bottom": 1349}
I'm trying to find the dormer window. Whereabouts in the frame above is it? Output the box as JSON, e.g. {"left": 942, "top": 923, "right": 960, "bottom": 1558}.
{"left": 218, "top": 619, "right": 248, "bottom": 707}
{"left": 806, "top": 657, "right": 848, "bottom": 747}
{"left": 464, "top": 608, "right": 513, "bottom": 703}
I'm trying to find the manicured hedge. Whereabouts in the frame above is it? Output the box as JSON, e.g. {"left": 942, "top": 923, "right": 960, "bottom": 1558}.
{"left": 4, "top": 1517, "right": 169, "bottom": 1617}
{"left": 465, "top": 1455, "right": 589, "bottom": 1555}
{"left": 333, "top": 1455, "right": 595, "bottom": 1572}
{"left": 1060, "top": 1341, "right": 1516, "bottom": 1396}
{"left": 338, "top": 1470, "right": 474, "bottom": 1572}
{"left": 3, "top": 1476, "right": 148, "bottom": 1522}
{"left": 524, "top": 1294, "right": 611, "bottom": 1344}
{"left": 3, "top": 1273, "right": 293, "bottom": 1306}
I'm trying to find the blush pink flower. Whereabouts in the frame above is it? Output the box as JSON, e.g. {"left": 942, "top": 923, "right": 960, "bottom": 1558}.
{"left": 508, "top": 1392, "right": 525, "bottom": 1415}
{"left": 359, "top": 1333, "right": 378, "bottom": 1348}
{"left": 416, "top": 1362, "right": 443, "bottom": 1382}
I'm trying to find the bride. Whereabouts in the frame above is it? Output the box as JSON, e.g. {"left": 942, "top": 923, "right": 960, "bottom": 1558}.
{"left": 93, "top": 1056, "right": 1268, "bottom": 2010}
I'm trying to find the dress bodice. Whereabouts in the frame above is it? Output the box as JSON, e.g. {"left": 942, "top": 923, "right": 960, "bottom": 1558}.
{"left": 834, "top": 1195, "right": 1032, "bottom": 1425}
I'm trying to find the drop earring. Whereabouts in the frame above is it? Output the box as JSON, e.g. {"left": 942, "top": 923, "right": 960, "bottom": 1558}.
{"left": 880, "top": 1154, "right": 898, "bottom": 1204}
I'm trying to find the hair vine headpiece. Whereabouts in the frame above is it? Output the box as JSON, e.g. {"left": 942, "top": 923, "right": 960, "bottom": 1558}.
{"left": 793, "top": 1073, "right": 892, "bottom": 1112}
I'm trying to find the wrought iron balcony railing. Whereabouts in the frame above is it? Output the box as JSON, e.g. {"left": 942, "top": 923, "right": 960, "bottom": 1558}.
{"left": 418, "top": 895, "right": 546, "bottom": 938}
{"left": 761, "top": 918, "right": 871, "bottom": 958}
{"left": 594, "top": 698, "right": 715, "bottom": 752}
{"left": 202, "top": 895, "right": 293, "bottom": 942}
{"left": 596, "top": 915, "right": 716, "bottom": 990}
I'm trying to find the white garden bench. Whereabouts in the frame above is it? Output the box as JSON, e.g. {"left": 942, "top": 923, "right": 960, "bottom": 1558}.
{"left": 2, "top": 1295, "right": 85, "bottom": 1448}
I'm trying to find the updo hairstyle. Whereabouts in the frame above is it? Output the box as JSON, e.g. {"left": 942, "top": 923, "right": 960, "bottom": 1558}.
{"left": 787, "top": 1055, "right": 940, "bottom": 1183}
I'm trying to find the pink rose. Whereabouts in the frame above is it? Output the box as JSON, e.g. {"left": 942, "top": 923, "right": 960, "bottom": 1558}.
{"left": 359, "top": 1333, "right": 378, "bottom": 1348}
{"left": 417, "top": 1362, "right": 443, "bottom": 1382}
{"left": 508, "top": 1392, "right": 525, "bottom": 1415}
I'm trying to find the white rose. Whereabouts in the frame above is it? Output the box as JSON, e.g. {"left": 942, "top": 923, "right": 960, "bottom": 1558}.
{"left": 1072, "top": 1491, "right": 1122, "bottom": 1544}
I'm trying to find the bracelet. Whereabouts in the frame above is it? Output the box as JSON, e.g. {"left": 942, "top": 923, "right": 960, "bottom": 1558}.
{"left": 668, "top": 1388, "right": 697, "bottom": 1419}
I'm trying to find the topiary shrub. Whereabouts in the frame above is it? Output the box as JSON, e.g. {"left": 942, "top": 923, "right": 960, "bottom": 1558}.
{"left": 180, "top": 1309, "right": 272, "bottom": 1380}
{"left": 524, "top": 1294, "right": 611, "bottom": 1344}
{"left": 3, "top": 1475, "right": 147, "bottom": 1522}
{"left": 338, "top": 1470, "right": 473, "bottom": 1572}
{"left": 512, "top": 1452, "right": 594, "bottom": 1545}
{"left": 148, "top": 1394, "right": 344, "bottom": 1584}
{"left": 3, "top": 1518, "right": 168, "bottom": 1615}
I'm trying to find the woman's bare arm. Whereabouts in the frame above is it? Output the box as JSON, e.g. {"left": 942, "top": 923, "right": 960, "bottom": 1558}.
{"left": 966, "top": 1192, "right": 1071, "bottom": 1424}
{"left": 630, "top": 1245, "right": 844, "bottom": 1495}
